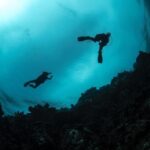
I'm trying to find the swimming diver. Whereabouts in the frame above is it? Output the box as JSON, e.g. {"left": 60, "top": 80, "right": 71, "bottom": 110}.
{"left": 24, "top": 72, "right": 53, "bottom": 88}
{"left": 77, "top": 33, "right": 111, "bottom": 63}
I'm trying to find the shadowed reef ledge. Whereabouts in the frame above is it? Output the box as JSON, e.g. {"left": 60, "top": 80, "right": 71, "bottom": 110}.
{"left": 0, "top": 51, "right": 150, "bottom": 150}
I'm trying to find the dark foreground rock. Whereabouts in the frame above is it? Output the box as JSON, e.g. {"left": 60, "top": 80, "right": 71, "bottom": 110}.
{"left": 0, "top": 51, "right": 150, "bottom": 150}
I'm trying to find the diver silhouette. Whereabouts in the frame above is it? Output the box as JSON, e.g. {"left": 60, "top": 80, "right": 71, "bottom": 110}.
{"left": 24, "top": 72, "right": 53, "bottom": 88}
{"left": 78, "top": 33, "right": 111, "bottom": 63}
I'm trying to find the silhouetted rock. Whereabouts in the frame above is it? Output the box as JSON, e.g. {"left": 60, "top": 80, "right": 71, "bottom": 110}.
{"left": 0, "top": 51, "right": 150, "bottom": 150}
{"left": 0, "top": 104, "right": 4, "bottom": 118}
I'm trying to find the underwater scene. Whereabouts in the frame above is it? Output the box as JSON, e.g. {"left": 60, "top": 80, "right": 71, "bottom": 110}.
{"left": 0, "top": 0, "right": 150, "bottom": 149}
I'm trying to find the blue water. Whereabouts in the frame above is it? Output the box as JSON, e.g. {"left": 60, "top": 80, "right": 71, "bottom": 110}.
{"left": 0, "top": 0, "right": 148, "bottom": 114}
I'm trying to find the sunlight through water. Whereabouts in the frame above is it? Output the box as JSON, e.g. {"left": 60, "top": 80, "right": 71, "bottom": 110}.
{"left": 0, "top": 0, "right": 29, "bottom": 24}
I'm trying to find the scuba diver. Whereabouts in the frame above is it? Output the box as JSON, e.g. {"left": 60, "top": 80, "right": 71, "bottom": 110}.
{"left": 24, "top": 72, "right": 53, "bottom": 88}
{"left": 77, "top": 32, "right": 111, "bottom": 63}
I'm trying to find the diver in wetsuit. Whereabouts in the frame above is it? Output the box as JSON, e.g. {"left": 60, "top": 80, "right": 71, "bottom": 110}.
{"left": 24, "top": 72, "right": 53, "bottom": 88}
{"left": 78, "top": 33, "right": 111, "bottom": 63}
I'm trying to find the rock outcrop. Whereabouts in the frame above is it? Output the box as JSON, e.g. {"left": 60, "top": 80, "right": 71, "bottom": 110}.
{"left": 0, "top": 51, "right": 150, "bottom": 150}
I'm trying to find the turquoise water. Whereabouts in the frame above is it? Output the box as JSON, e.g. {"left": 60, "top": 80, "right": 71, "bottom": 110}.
{"left": 0, "top": 0, "right": 148, "bottom": 113}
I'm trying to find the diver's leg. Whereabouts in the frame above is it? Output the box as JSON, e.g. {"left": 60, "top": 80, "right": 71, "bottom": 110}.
{"left": 29, "top": 82, "right": 40, "bottom": 88}
{"left": 29, "top": 84, "right": 37, "bottom": 88}
{"left": 98, "top": 44, "right": 103, "bottom": 63}
{"left": 98, "top": 49, "right": 103, "bottom": 63}
{"left": 77, "top": 36, "right": 96, "bottom": 42}
{"left": 24, "top": 80, "right": 35, "bottom": 87}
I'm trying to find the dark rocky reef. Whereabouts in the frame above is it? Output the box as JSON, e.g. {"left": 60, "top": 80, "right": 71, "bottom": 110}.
{"left": 0, "top": 51, "right": 150, "bottom": 150}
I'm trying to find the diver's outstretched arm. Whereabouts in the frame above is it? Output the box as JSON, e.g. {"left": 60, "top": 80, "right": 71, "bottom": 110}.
{"left": 77, "top": 36, "right": 96, "bottom": 42}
